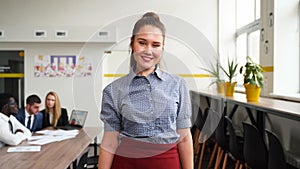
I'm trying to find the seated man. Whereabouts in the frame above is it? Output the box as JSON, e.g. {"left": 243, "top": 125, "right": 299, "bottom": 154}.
{"left": 0, "top": 93, "right": 31, "bottom": 148}
{"left": 15, "top": 94, "right": 43, "bottom": 132}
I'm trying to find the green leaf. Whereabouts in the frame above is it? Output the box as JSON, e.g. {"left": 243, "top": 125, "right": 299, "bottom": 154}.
{"left": 241, "top": 56, "right": 264, "bottom": 88}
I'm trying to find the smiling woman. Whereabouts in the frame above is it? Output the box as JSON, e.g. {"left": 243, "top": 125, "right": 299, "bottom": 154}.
{"left": 130, "top": 12, "right": 166, "bottom": 77}
{"left": 99, "top": 12, "right": 193, "bottom": 169}
{"left": 132, "top": 25, "right": 164, "bottom": 76}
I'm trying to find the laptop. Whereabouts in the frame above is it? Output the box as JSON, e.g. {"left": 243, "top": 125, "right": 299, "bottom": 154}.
{"left": 58, "top": 110, "right": 88, "bottom": 130}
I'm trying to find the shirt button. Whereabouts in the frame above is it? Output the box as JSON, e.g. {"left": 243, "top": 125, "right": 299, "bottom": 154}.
{"left": 150, "top": 112, "right": 154, "bottom": 115}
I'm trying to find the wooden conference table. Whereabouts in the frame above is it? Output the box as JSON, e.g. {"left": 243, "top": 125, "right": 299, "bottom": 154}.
{"left": 0, "top": 127, "right": 102, "bottom": 169}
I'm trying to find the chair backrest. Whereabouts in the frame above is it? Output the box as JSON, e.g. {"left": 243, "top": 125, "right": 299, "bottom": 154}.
{"left": 266, "top": 130, "right": 286, "bottom": 169}
{"left": 191, "top": 107, "right": 203, "bottom": 136}
{"left": 194, "top": 107, "right": 205, "bottom": 130}
{"left": 200, "top": 107, "right": 223, "bottom": 142}
{"left": 215, "top": 112, "right": 226, "bottom": 149}
{"left": 242, "top": 122, "right": 268, "bottom": 169}
{"left": 225, "top": 116, "right": 243, "bottom": 160}
{"left": 192, "top": 107, "right": 210, "bottom": 143}
{"left": 77, "top": 148, "right": 90, "bottom": 169}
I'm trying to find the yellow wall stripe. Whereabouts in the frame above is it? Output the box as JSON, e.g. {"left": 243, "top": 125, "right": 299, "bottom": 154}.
{"left": 104, "top": 73, "right": 211, "bottom": 78}
{"left": 177, "top": 74, "right": 211, "bottom": 78}
{"left": 0, "top": 73, "right": 24, "bottom": 78}
{"left": 262, "top": 66, "right": 273, "bottom": 72}
{"left": 104, "top": 74, "right": 126, "bottom": 77}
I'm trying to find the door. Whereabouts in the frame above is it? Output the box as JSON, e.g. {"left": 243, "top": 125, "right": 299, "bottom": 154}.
{"left": 0, "top": 50, "right": 24, "bottom": 108}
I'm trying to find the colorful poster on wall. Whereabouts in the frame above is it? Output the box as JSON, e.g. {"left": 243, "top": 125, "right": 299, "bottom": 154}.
{"left": 34, "top": 55, "right": 92, "bottom": 77}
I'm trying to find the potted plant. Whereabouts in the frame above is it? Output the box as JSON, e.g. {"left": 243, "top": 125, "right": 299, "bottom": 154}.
{"left": 200, "top": 61, "right": 225, "bottom": 94}
{"left": 220, "top": 58, "right": 239, "bottom": 96}
{"left": 239, "top": 56, "right": 264, "bottom": 102}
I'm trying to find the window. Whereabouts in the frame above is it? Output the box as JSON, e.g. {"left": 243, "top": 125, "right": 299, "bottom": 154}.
{"left": 220, "top": 0, "right": 300, "bottom": 99}
{"left": 235, "top": 0, "right": 260, "bottom": 88}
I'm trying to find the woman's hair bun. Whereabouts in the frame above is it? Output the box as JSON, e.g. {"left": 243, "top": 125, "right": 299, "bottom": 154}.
{"left": 142, "top": 12, "right": 160, "bottom": 21}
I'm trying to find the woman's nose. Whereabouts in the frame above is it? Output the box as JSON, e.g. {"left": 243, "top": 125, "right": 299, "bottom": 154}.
{"left": 144, "top": 45, "right": 152, "bottom": 53}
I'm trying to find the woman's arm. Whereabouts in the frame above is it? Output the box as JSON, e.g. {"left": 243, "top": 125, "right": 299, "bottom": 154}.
{"left": 177, "top": 128, "right": 193, "bottom": 169}
{"left": 98, "top": 131, "right": 119, "bottom": 169}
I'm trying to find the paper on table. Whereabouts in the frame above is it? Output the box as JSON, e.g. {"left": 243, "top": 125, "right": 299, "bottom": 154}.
{"left": 7, "top": 146, "right": 41, "bottom": 152}
{"left": 28, "top": 137, "right": 56, "bottom": 145}
{"left": 28, "top": 134, "right": 77, "bottom": 145}
{"left": 29, "top": 129, "right": 79, "bottom": 145}
{"left": 28, "top": 135, "right": 52, "bottom": 141}
{"left": 35, "top": 129, "right": 79, "bottom": 136}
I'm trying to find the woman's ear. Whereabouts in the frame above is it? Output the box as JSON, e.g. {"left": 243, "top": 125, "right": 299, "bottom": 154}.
{"left": 130, "top": 37, "right": 134, "bottom": 49}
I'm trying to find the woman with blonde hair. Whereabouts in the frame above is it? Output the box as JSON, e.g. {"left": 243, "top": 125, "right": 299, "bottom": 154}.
{"left": 41, "top": 91, "right": 69, "bottom": 128}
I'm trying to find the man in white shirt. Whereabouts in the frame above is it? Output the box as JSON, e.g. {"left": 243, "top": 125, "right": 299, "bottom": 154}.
{"left": 0, "top": 93, "right": 31, "bottom": 148}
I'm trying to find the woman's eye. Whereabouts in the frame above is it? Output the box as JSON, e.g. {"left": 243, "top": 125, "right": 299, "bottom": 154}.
{"left": 138, "top": 41, "right": 146, "bottom": 45}
{"left": 153, "top": 44, "right": 161, "bottom": 48}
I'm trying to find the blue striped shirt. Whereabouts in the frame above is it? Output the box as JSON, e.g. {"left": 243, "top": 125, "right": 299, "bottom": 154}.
{"left": 100, "top": 68, "right": 192, "bottom": 144}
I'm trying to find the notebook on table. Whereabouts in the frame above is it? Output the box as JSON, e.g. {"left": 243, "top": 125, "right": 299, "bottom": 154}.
{"left": 58, "top": 110, "right": 88, "bottom": 130}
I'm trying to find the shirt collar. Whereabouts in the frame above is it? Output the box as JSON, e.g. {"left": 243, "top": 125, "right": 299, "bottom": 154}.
{"left": 154, "top": 67, "right": 164, "bottom": 80}
{"left": 128, "top": 65, "right": 164, "bottom": 81}
{"left": 0, "top": 112, "right": 9, "bottom": 122}
{"left": 25, "top": 110, "right": 32, "bottom": 118}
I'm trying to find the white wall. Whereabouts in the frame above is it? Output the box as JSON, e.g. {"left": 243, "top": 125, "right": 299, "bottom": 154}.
{"left": 218, "top": 0, "right": 236, "bottom": 62}
{"left": 273, "top": 0, "right": 299, "bottom": 94}
{"left": 0, "top": 0, "right": 218, "bottom": 139}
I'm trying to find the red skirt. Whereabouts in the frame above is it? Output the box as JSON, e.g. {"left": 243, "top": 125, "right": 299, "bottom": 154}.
{"left": 111, "top": 138, "right": 180, "bottom": 169}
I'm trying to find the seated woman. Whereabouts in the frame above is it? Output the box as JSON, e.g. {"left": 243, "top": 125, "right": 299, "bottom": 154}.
{"left": 41, "top": 91, "right": 69, "bottom": 128}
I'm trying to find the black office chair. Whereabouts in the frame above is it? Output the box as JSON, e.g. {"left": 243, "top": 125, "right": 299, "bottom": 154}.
{"left": 193, "top": 107, "right": 209, "bottom": 169}
{"left": 242, "top": 122, "right": 268, "bottom": 169}
{"left": 86, "top": 138, "right": 100, "bottom": 169}
{"left": 266, "top": 130, "right": 287, "bottom": 169}
{"left": 213, "top": 113, "right": 229, "bottom": 169}
{"left": 192, "top": 107, "right": 204, "bottom": 147}
{"left": 86, "top": 156, "right": 98, "bottom": 169}
{"left": 225, "top": 116, "right": 244, "bottom": 169}
{"left": 77, "top": 148, "right": 90, "bottom": 169}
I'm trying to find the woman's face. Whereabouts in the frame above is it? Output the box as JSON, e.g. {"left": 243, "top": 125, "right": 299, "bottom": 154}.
{"left": 46, "top": 94, "right": 56, "bottom": 109}
{"left": 132, "top": 25, "right": 164, "bottom": 72}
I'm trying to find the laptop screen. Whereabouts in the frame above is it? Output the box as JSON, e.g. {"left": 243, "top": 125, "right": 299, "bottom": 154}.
{"left": 69, "top": 110, "right": 88, "bottom": 126}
